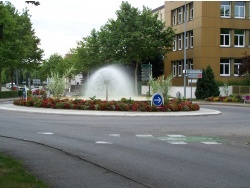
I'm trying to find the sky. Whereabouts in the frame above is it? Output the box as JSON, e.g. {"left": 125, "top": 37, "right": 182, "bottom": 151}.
{"left": 11, "top": 0, "right": 165, "bottom": 59}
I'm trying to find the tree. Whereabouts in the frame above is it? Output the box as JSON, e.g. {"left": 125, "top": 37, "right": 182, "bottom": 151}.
{"left": 0, "top": 2, "right": 43, "bottom": 91}
{"left": 195, "top": 65, "right": 220, "bottom": 99}
{"left": 98, "top": 2, "right": 175, "bottom": 94}
{"left": 25, "top": 1, "right": 40, "bottom": 6}
{"left": 239, "top": 51, "right": 250, "bottom": 77}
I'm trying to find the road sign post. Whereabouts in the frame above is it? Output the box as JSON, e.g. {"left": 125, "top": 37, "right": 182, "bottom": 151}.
{"left": 187, "top": 70, "right": 202, "bottom": 102}
{"left": 151, "top": 93, "right": 164, "bottom": 107}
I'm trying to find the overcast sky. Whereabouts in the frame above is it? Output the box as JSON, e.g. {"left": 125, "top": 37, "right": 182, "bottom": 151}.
{"left": 11, "top": 0, "right": 164, "bottom": 59}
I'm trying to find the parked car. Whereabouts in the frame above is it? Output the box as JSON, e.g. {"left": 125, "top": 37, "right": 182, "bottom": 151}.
{"left": 5, "top": 83, "right": 16, "bottom": 89}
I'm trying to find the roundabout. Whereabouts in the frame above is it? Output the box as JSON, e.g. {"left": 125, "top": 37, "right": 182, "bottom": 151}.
{"left": 0, "top": 103, "right": 221, "bottom": 117}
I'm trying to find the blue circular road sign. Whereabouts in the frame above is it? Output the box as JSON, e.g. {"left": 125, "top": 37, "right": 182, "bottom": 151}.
{"left": 152, "top": 93, "right": 164, "bottom": 106}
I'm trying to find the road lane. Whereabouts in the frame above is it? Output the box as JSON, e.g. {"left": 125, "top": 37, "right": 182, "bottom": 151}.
{"left": 0, "top": 105, "right": 250, "bottom": 187}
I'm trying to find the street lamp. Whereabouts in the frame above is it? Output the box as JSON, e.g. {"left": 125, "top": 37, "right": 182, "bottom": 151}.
{"left": 183, "top": 2, "right": 187, "bottom": 98}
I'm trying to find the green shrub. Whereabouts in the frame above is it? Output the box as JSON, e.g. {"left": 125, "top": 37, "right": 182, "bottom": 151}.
{"left": 0, "top": 91, "right": 22, "bottom": 98}
{"left": 195, "top": 65, "right": 220, "bottom": 99}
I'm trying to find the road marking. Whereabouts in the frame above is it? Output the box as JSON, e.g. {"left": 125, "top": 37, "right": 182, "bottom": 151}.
{"left": 158, "top": 137, "right": 178, "bottom": 141}
{"left": 167, "top": 141, "right": 188, "bottom": 145}
{"left": 37, "top": 132, "right": 54, "bottom": 135}
{"left": 201, "top": 142, "right": 222, "bottom": 145}
{"left": 109, "top": 134, "right": 120, "bottom": 137}
{"left": 167, "top": 135, "right": 186, "bottom": 137}
{"left": 136, "top": 134, "right": 153, "bottom": 138}
{"left": 95, "top": 141, "right": 112, "bottom": 144}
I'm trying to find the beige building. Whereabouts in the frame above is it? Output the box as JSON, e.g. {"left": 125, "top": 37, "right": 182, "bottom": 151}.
{"left": 153, "top": 1, "right": 250, "bottom": 86}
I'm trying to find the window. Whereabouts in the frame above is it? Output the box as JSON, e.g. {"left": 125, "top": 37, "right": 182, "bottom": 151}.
{"left": 178, "top": 61, "right": 183, "bottom": 76}
{"left": 234, "top": 29, "right": 244, "bottom": 47}
{"left": 221, "top": 1, "right": 231, "bottom": 17}
{"left": 235, "top": 1, "right": 245, "bottom": 18}
{"left": 172, "top": 62, "right": 177, "bottom": 77}
{"left": 249, "top": 3, "right": 250, "bottom": 18}
{"left": 189, "top": 2, "right": 193, "bottom": 20}
{"left": 178, "top": 7, "right": 182, "bottom": 24}
{"left": 234, "top": 59, "right": 241, "bottom": 76}
{"left": 220, "top": 29, "right": 230, "bottom": 46}
{"left": 220, "top": 59, "right": 230, "bottom": 76}
{"left": 173, "top": 36, "right": 177, "bottom": 51}
{"left": 189, "top": 31, "right": 193, "bottom": 48}
{"left": 178, "top": 34, "right": 182, "bottom": 50}
{"left": 172, "top": 10, "right": 177, "bottom": 25}
{"left": 187, "top": 59, "right": 193, "bottom": 70}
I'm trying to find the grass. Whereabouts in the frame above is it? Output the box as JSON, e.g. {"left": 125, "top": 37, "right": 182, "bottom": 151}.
{"left": 0, "top": 152, "right": 48, "bottom": 188}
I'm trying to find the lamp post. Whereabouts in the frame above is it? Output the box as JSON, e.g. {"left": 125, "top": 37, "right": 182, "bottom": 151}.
{"left": 183, "top": 2, "right": 187, "bottom": 98}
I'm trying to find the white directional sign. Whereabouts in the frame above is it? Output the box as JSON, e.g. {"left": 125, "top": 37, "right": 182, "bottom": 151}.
{"left": 187, "top": 70, "right": 202, "bottom": 79}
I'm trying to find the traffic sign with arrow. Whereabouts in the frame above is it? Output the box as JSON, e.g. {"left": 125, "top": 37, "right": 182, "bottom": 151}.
{"left": 151, "top": 93, "right": 164, "bottom": 106}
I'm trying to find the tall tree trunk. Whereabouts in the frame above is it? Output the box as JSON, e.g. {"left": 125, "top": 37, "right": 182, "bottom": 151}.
{"left": 134, "top": 61, "right": 138, "bottom": 95}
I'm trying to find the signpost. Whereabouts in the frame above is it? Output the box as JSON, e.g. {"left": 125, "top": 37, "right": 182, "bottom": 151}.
{"left": 187, "top": 70, "right": 202, "bottom": 102}
{"left": 151, "top": 93, "right": 164, "bottom": 107}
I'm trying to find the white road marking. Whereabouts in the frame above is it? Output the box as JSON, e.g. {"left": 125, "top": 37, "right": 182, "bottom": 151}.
{"left": 109, "top": 134, "right": 121, "bottom": 137}
{"left": 136, "top": 134, "right": 153, "bottom": 138}
{"left": 95, "top": 141, "right": 112, "bottom": 144}
{"left": 201, "top": 142, "right": 222, "bottom": 145}
{"left": 167, "top": 135, "right": 186, "bottom": 137}
{"left": 167, "top": 141, "right": 188, "bottom": 144}
{"left": 37, "top": 132, "right": 54, "bottom": 135}
{"left": 158, "top": 137, "right": 178, "bottom": 141}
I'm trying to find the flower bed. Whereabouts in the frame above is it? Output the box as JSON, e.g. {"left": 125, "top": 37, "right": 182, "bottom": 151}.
{"left": 13, "top": 97, "right": 200, "bottom": 112}
{"left": 205, "top": 94, "right": 244, "bottom": 103}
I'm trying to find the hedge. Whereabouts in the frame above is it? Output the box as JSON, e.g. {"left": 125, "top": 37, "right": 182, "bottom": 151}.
{"left": 0, "top": 91, "right": 22, "bottom": 98}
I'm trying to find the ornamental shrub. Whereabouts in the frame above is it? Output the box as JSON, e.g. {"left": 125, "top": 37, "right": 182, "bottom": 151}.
{"left": 195, "top": 65, "right": 220, "bottom": 99}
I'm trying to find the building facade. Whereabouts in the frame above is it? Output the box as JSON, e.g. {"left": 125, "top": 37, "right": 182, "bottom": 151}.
{"left": 154, "top": 1, "right": 250, "bottom": 86}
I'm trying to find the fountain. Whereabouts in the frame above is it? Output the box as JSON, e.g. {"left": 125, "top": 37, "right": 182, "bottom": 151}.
{"left": 84, "top": 65, "right": 135, "bottom": 100}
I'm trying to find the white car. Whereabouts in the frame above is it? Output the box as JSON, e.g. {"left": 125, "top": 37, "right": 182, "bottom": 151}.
{"left": 5, "top": 83, "right": 16, "bottom": 89}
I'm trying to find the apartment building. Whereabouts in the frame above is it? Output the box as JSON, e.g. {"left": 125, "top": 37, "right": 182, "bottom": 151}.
{"left": 153, "top": 1, "right": 250, "bottom": 86}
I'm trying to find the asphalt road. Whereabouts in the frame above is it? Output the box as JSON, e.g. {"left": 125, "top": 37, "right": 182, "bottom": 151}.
{"left": 0, "top": 104, "right": 250, "bottom": 188}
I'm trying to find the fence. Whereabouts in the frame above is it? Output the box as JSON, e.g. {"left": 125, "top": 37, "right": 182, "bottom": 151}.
{"left": 232, "top": 86, "right": 250, "bottom": 95}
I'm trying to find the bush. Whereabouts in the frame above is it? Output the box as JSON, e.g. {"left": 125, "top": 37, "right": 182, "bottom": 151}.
{"left": 0, "top": 91, "right": 22, "bottom": 98}
{"left": 195, "top": 65, "right": 220, "bottom": 99}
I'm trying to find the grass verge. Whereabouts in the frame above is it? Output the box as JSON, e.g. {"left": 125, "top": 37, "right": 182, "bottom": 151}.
{"left": 0, "top": 152, "right": 48, "bottom": 188}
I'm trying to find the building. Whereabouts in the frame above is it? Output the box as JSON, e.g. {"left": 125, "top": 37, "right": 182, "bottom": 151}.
{"left": 153, "top": 1, "right": 250, "bottom": 86}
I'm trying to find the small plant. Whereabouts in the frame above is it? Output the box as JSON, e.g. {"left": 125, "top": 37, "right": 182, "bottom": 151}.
{"left": 149, "top": 74, "right": 173, "bottom": 102}
{"left": 222, "top": 83, "right": 229, "bottom": 96}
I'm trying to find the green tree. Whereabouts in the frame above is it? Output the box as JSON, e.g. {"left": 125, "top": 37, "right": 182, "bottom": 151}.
{"left": 0, "top": 2, "right": 43, "bottom": 91}
{"left": 98, "top": 2, "right": 175, "bottom": 94}
{"left": 239, "top": 51, "right": 250, "bottom": 77}
{"left": 195, "top": 65, "right": 220, "bottom": 99}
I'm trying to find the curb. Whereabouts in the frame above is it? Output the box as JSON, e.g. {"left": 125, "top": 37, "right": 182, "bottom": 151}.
{"left": 0, "top": 104, "right": 221, "bottom": 117}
